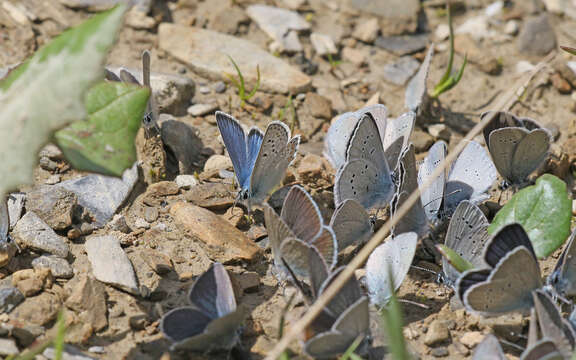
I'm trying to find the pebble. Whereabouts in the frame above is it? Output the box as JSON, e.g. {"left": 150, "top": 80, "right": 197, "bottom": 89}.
{"left": 221, "top": 206, "right": 248, "bottom": 228}
{"left": 65, "top": 274, "right": 108, "bottom": 332}
{"left": 430, "top": 347, "right": 449, "bottom": 357}
{"left": 460, "top": 331, "right": 484, "bottom": 348}
{"left": 412, "top": 129, "right": 435, "bottom": 153}
{"left": 435, "top": 24, "right": 450, "bottom": 41}
{"left": 246, "top": 5, "right": 310, "bottom": 52}
{"left": 32, "top": 255, "right": 73, "bottom": 279}
{"left": 551, "top": 72, "right": 572, "bottom": 94}
{"left": 39, "top": 144, "right": 64, "bottom": 161}
{"left": 516, "top": 60, "right": 536, "bottom": 74}
{"left": 209, "top": 6, "right": 249, "bottom": 35}
{"left": 58, "top": 164, "right": 138, "bottom": 228}
{"left": 85, "top": 235, "right": 139, "bottom": 295}
{"left": 43, "top": 345, "right": 96, "bottom": 360}
{"left": 187, "top": 103, "right": 218, "bottom": 117}
{"left": 424, "top": 320, "right": 450, "bottom": 346}
{"left": 517, "top": 15, "right": 557, "bottom": 56}
{"left": 170, "top": 202, "right": 262, "bottom": 263}
{"left": 7, "top": 192, "right": 25, "bottom": 228}
{"left": 143, "top": 207, "right": 159, "bottom": 223}
{"left": 13, "top": 212, "right": 69, "bottom": 257}
{"left": 350, "top": 0, "right": 419, "bottom": 34}
{"left": 375, "top": 34, "right": 428, "bottom": 56}
{"left": 382, "top": 56, "right": 420, "bottom": 86}
{"left": 12, "top": 268, "right": 52, "bottom": 297}
{"left": 282, "top": 0, "right": 306, "bottom": 10}
{"left": 353, "top": 18, "right": 379, "bottom": 43}
{"left": 198, "top": 86, "right": 211, "bottom": 94}
{"left": 304, "top": 92, "right": 332, "bottom": 119}
{"left": 161, "top": 118, "right": 204, "bottom": 174}
{"left": 504, "top": 20, "right": 520, "bottom": 36}
{"left": 428, "top": 124, "right": 451, "bottom": 141}
{"left": 456, "top": 16, "right": 491, "bottom": 41}
{"left": 342, "top": 47, "right": 367, "bottom": 66}
{"left": 184, "top": 183, "right": 235, "bottom": 210}
{"left": 45, "top": 174, "right": 61, "bottom": 185}
{"left": 134, "top": 218, "right": 150, "bottom": 230}
{"left": 26, "top": 185, "right": 77, "bottom": 230}
{"left": 88, "top": 346, "right": 105, "bottom": 354}
{"left": 214, "top": 81, "right": 227, "bottom": 93}
{"left": 310, "top": 33, "right": 337, "bottom": 56}
{"left": 140, "top": 249, "right": 173, "bottom": 275}
{"left": 158, "top": 24, "right": 311, "bottom": 94}
{"left": 11, "top": 291, "right": 60, "bottom": 325}
{"left": 175, "top": 174, "right": 198, "bottom": 189}
{"left": 108, "top": 214, "right": 131, "bottom": 233}
{"left": 0, "top": 338, "right": 18, "bottom": 356}
{"left": 297, "top": 154, "right": 327, "bottom": 183}
{"left": 0, "top": 287, "right": 24, "bottom": 313}
{"left": 204, "top": 154, "right": 233, "bottom": 174}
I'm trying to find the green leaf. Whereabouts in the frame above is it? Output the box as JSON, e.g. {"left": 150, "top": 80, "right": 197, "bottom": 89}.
{"left": 55, "top": 82, "right": 150, "bottom": 176}
{"left": 488, "top": 174, "right": 572, "bottom": 258}
{"left": 436, "top": 244, "right": 474, "bottom": 272}
{"left": 380, "top": 265, "right": 411, "bottom": 360}
{"left": 0, "top": 5, "right": 126, "bottom": 199}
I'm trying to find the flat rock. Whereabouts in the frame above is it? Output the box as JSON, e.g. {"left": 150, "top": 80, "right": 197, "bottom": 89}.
{"left": 187, "top": 103, "right": 218, "bottom": 117}
{"left": 310, "top": 33, "right": 338, "bottom": 56}
{"left": 12, "top": 268, "right": 53, "bottom": 297}
{"left": 350, "top": 0, "right": 419, "bottom": 34}
{"left": 375, "top": 34, "right": 428, "bottom": 56}
{"left": 305, "top": 92, "right": 333, "bottom": 119}
{"left": 0, "top": 287, "right": 24, "bottom": 313}
{"left": 460, "top": 331, "right": 484, "bottom": 348}
{"left": 209, "top": 6, "right": 249, "bottom": 34}
{"left": 13, "top": 212, "right": 69, "bottom": 257}
{"left": 32, "top": 255, "right": 73, "bottom": 279}
{"left": 58, "top": 164, "right": 138, "bottom": 228}
{"left": 382, "top": 56, "right": 420, "bottom": 85}
{"left": 170, "top": 202, "right": 262, "bottom": 263}
{"left": 11, "top": 291, "right": 61, "bottom": 326}
{"left": 0, "top": 338, "right": 18, "bottom": 356}
{"left": 517, "top": 15, "right": 557, "bottom": 56}
{"left": 158, "top": 24, "right": 311, "bottom": 94}
{"left": 26, "top": 185, "right": 77, "bottom": 230}
{"left": 65, "top": 274, "right": 108, "bottom": 332}
{"left": 84, "top": 235, "right": 139, "bottom": 295}
{"left": 246, "top": 4, "right": 309, "bottom": 52}
{"left": 204, "top": 154, "right": 233, "bottom": 173}
{"left": 175, "top": 175, "right": 198, "bottom": 189}
{"left": 424, "top": 320, "right": 450, "bottom": 346}
{"left": 7, "top": 192, "right": 25, "bottom": 228}
{"left": 184, "top": 182, "right": 236, "bottom": 210}
{"left": 353, "top": 18, "right": 379, "bottom": 43}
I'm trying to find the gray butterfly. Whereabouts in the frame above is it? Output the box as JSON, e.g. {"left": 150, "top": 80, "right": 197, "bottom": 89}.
{"left": 334, "top": 113, "right": 395, "bottom": 210}
{"left": 531, "top": 289, "right": 575, "bottom": 358}
{"left": 329, "top": 199, "right": 373, "bottom": 250}
{"left": 405, "top": 44, "right": 434, "bottom": 113}
{"left": 365, "top": 232, "right": 418, "bottom": 307}
{"left": 418, "top": 140, "right": 497, "bottom": 223}
{"left": 548, "top": 227, "right": 576, "bottom": 298}
{"left": 441, "top": 200, "right": 491, "bottom": 286}
{"left": 456, "top": 223, "right": 542, "bottom": 316}
{"left": 520, "top": 339, "right": 563, "bottom": 360}
{"left": 264, "top": 185, "right": 337, "bottom": 278}
{"left": 390, "top": 143, "right": 428, "bottom": 238}
{"left": 160, "top": 263, "right": 243, "bottom": 352}
{"left": 305, "top": 259, "right": 370, "bottom": 359}
{"left": 481, "top": 111, "right": 551, "bottom": 185}
{"left": 472, "top": 334, "right": 506, "bottom": 360}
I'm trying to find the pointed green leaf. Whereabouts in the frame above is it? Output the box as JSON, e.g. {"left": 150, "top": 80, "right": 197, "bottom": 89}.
{"left": 0, "top": 5, "right": 126, "bottom": 199}
{"left": 488, "top": 174, "right": 572, "bottom": 258}
{"left": 55, "top": 82, "right": 150, "bottom": 176}
{"left": 436, "top": 244, "right": 474, "bottom": 273}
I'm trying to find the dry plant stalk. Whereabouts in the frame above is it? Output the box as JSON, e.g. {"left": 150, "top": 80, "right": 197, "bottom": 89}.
{"left": 264, "top": 51, "right": 556, "bottom": 360}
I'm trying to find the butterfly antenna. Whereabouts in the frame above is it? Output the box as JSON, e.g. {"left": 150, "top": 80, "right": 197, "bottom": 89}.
{"left": 498, "top": 338, "right": 525, "bottom": 351}
{"left": 398, "top": 299, "right": 430, "bottom": 309}
{"left": 410, "top": 264, "right": 439, "bottom": 276}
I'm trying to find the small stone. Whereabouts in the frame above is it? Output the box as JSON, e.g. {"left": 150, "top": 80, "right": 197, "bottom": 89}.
{"left": 551, "top": 72, "right": 572, "bottom": 94}
{"left": 504, "top": 20, "right": 520, "bottom": 36}
{"left": 428, "top": 124, "right": 451, "bottom": 141}
{"left": 88, "top": 346, "right": 105, "bottom": 354}
{"left": 424, "top": 320, "right": 450, "bottom": 346}
{"left": 140, "top": 250, "right": 173, "bottom": 275}
{"left": 517, "top": 15, "right": 557, "bottom": 56}
{"left": 350, "top": 0, "right": 419, "bottom": 35}
{"left": 198, "top": 86, "right": 211, "bottom": 94}
{"left": 65, "top": 274, "right": 108, "bottom": 332}
{"left": 125, "top": 6, "right": 156, "bottom": 30}
{"left": 184, "top": 183, "right": 235, "bottom": 210}
{"left": 142, "top": 181, "right": 179, "bottom": 206}
{"left": 170, "top": 202, "right": 262, "bottom": 263}
{"left": 221, "top": 206, "right": 248, "bottom": 229}
{"left": 85, "top": 235, "right": 139, "bottom": 295}
{"left": 32, "top": 256, "right": 73, "bottom": 279}
{"left": 430, "top": 347, "right": 449, "bottom": 357}
{"left": 342, "top": 47, "right": 367, "bottom": 66}
{"left": 412, "top": 129, "right": 434, "bottom": 153}
{"left": 435, "top": 24, "right": 450, "bottom": 41}
{"left": 236, "top": 271, "right": 260, "bottom": 293}
{"left": 39, "top": 144, "right": 64, "bottom": 161}
{"left": 129, "top": 314, "right": 148, "bottom": 331}
{"left": 39, "top": 157, "right": 59, "bottom": 172}
{"left": 543, "top": 0, "right": 564, "bottom": 14}
{"left": 12, "top": 268, "right": 53, "bottom": 297}
{"left": 353, "top": 18, "right": 379, "bottom": 43}
{"left": 45, "top": 174, "right": 61, "bottom": 185}
{"left": 375, "top": 34, "right": 428, "bottom": 56}
{"left": 175, "top": 175, "right": 198, "bottom": 189}
{"left": 143, "top": 207, "right": 159, "bottom": 223}
{"left": 43, "top": 345, "right": 97, "bottom": 360}
{"left": 297, "top": 154, "right": 326, "bottom": 182}
{"left": 0, "top": 287, "right": 24, "bottom": 313}
{"left": 382, "top": 56, "right": 420, "bottom": 85}
{"left": 304, "top": 93, "right": 332, "bottom": 119}
{"left": 0, "top": 338, "right": 18, "bottom": 356}
{"left": 179, "top": 272, "right": 194, "bottom": 282}
{"left": 108, "top": 214, "right": 131, "bottom": 233}
{"left": 516, "top": 60, "right": 536, "bottom": 74}
{"left": 135, "top": 218, "right": 150, "bottom": 230}
{"left": 204, "top": 154, "right": 233, "bottom": 173}
{"left": 282, "top": 0, "right": 306, "bottom": 10}
{"left": 460, "top": 331, "right": 484, "bottom": 348}
{"left": 26, "top": 185, "right": 77, "bottom": 230}
{"left": 310, "top": 33, "right": 337, "bottom": 56}
{"left": 456, "top": 16, "right": 490, "bottom": 41}
{"left": 11, "top": 291, "right": 60, "bottom": 325}
{"left": 187, "top": 103, "right": 218, "bottom": 117}
{"left": 214, "top": 81, "right": 227, "bottom": 93}
{"left": 13, "top": 212, "right": 69, "bottom": 257}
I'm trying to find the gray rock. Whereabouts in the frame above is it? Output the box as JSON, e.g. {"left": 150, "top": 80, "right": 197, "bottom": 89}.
{"left": 375, "top": 34, "right": 428, "bottom": 56}
{"left": 425, "top": 320, "right": 450, "bottom": 346}
{"left": 39, "top": 144, "right": 64, "bottom": 161}
{"left": 143, "top": 207, "right": 158, "bottom": 223}
{"left": 160, "top": 118, "right": 204, "bottom": 175}
{"left": 214, "top": 81, "right": 227, "bottom": 93}
{"left": 0, "top": 338, "right": 18, "bottom": 356}
{"left": 187, "top": 103, "right": 218, "bottom": 117}
{"left": 353, "top": 18, "right": 380, "bottom": 43}
{"left": 85, "top": 235, "right": 139, "bottom": 294}
{"left": 133, "top": 218, "right": 150, "bottom": 229}
{"left": 106, "top": 67, "right": 195, "bottom": 116}
{"left": 13, "top": 212, "right": 69, "bottom": 257}
{"left": 44, "top": 345, "right": 96, "bottom": 360}
{"left": 7, "top": 192, "right": 25, "bottom": 229}
{"left": 517, "top": 15, "right": 557, "bottom": 56}
{"left": 32, "top": 256, "right": 73, "bottom": 279}
{"left": 246, "top": 5, "right": 310, "bottom": 52}
{"left": 175, "top": 175, "right": 198, "bottom": 189}
{"left": 0, "top": 287, "right": 24, "bottom": 313}
{"left": 58, "top": 164, "right": 138, "bottom": 228}
{"left": 382, "top": 56, "right": 420, "bottom": 85}
{"left": 158, "top": 24, "right": 311, "bottom": 94}
{"left": 26, "top": 185, "right": 77, "bottom": 230}
{"left": 310, "top": 33, "right": 338, "bottom": 56}
{"left": 350, "top": 0, "right": 419, "bottom": 34}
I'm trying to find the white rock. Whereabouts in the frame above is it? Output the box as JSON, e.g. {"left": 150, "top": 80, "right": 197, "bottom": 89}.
{"left": 187, "top": 103, "right": 218, "bottom": 117}
{"left": 0, "top": 338, "right": 18, "bottom": 356}
{"left": 13, "top": 212, "right": 69, "bottom": 257}
{"left": 435, "top": 23, "right": 450, "bottom": 41}
{"left": 352, "top": 18, "right": 379, "bottom": 43}
{"left": 504, "top": 20, "right": 520, "bottom": 36}
{"left": 310, "top": 33, "right": 338, "bottom": 56}
{"left": 456, "top": 16, "right": 491, "bottom": 40}
{"left": 175, "top": 175, "right": 198, "bottom": 189}
{"left": 515, "top": 60, "right": 535, "bottom": 74}
{"left": 485, "top": 1, "right": 504, "bottom": 17}
{"left": 134, "top": 218, "right": 150, "bottom": 229}
{"left": 543, "top": 0, "right": 564, "bottom": 14}
{"left": 282, "top": 0, "right": 306, "bottom": 10}
{"left": 204, "top": 154, "right": 233, "bottom": 173}
{"left": 85, "top": 235, "right": 139, "bottom": 295}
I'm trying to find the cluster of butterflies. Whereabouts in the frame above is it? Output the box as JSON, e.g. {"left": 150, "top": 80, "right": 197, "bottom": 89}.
{"left": 159, "top": 45, "right": 569, "bottom": 358}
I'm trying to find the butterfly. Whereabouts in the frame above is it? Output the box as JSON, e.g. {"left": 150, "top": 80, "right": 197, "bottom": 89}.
{"left": 264, "top": 185, "right": 337, "bottom": 278}
{"left": 418, "top": 140, "right": 497, "bottom": 224}
{"left": 160, "top": 263, "right": 244, "bottom": 352}
{"left": 548, "top": 227, "right": 576, "bottom": 297}
{"left": 405, "top": 44, "right": 434, "bottom": 114}
{"left": 329, "top": 198, "right": 373, "bottom": 250}
{"left": 481, "top": 111, "right": 551, "bottom": 186}
{"left": 216, "top": 111, "right": 300, "bottom": 209}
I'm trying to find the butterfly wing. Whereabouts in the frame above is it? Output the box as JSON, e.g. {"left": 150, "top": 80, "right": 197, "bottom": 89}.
{"left": 472, "top": 334, "right": 506, "bottom": 360}
{"left": 551, "top": 227, "right": 576, "bottom": 297}
{"left": 281, "top": 185, "right": 323, "bottom": 242}
{"left": 405, "top": 45, "right": 434, "bottom": 113}
{"left": 330, "top": 199, "right": 373, "bottom": 250}
{"left": 382, "top": 112, "right": 416, "bottom": 172}
{"left": 188, "top": 263, "right": 237, "bottom": 319}
{"left": 263, "top": 204, "right": 296, "bottom": 271}
{"left": 510, "top": 129, "right": 550, "bottom": 184}
{"left": 418, "top": 141, "right": 447, "bottom": 222}
{"left": 160, "top": 307, "right": 212, "bottom": 343}
{"left": 216, "top": 112, "right": 251, "bottom": 190}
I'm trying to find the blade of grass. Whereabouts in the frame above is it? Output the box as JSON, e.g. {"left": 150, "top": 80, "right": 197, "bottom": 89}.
{"left": 436, "top": 244, "right": 474, "bottom": 272}
{"left": 380, "top": 265, "right": 410, "bottom": 360}
{"left": 437, "top": 0, "right": 454, "bottom": 86}
{"left": 246, "top": 65, "right": 261, "bottom": 100}
{"left": 53, "top": 310, "right": 66, "bottom": 360}
{"left": 340, "top": 335, "right": 365, "bottom": 360}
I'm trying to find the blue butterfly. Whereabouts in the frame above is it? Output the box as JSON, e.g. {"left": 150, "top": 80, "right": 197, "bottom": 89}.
{"left": 216, "top": 111, "right": 300, "bottom": 208}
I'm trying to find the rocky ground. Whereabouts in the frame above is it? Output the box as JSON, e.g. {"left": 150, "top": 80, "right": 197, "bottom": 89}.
{"left": 1, "top": 0, "right": 576, "bottom": 359}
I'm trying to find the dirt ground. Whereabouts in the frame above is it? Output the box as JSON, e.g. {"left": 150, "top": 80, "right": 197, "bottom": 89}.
{"left": 2, "top": 0, "right": 576, "bottom": 359}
